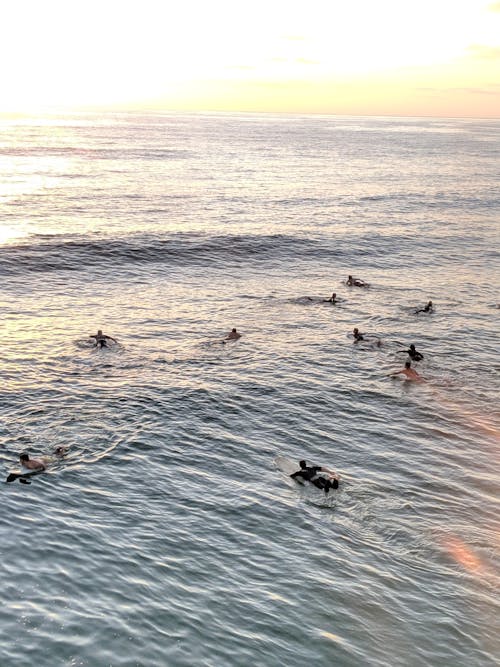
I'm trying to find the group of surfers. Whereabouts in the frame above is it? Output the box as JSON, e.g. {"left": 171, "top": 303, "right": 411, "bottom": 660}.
{"left": 343, "top": 276, "right": 429, "bottom": 382}
{"left": 288, "top": 276, "right": 432, "bottom": 490}
{"left": 7, "top": 275, "right": 433, "bottom": 490}
{"left": 89, "top": 327, "right": 242, "bottom": 349}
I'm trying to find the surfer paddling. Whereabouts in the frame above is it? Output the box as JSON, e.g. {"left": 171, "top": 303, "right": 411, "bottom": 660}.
{"left": 19, "top": 452, "right": 46, "bottom": 471}
{"left": 324, "top": 292, "right": 339, "bottom": 304}
{"left": 389, "top": 361, "right": 424, "bottom": 382}
{"left": 415, "top": 300, "right": 433, "bottom": 314}
{"left": 397, "top": 344, "right": 424, "bottom": 361}
{"left": 352, "top": 327, "right": 365, "bottom": 342}
{"left": 224, "top": 328, "right": 241, "bottom": 341}
{"left": 352, "top": 327, "right": 382, "bottom": 347}
{"left": 346, "top": 275, "right": 370, "bottom": 288}
{"left": 6, "top": 453, "right": 47, "bottom": 484}
{"left": 89, "top": 329, "right": 118, "bottom": 348}
{"left": 6, "top": 448, "right": 68, "bottom": 484}
{"left": 290, "top": 460, "right": 339, "bottom": 493}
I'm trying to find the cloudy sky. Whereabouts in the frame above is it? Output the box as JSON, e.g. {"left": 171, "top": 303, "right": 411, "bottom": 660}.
{"left": 2, "top": 0, "right": 499, "bottom": 117}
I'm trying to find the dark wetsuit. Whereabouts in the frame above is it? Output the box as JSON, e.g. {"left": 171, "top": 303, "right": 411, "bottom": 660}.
{"left": 291, "top": 465, "right": 322, "bottom": 482}
{"left": 354, "top": 332, "right": 364, "bottom": 342}
{"left": 96, "top": 338, "right": 107, "bottom": 348}
{"left": 416, "top": 303, "right": 433, "bottom": 314}
{"left": 399, "top": 348, "right": 424, "bottom": 361}
{"left": 290, "top": 466, "right": 338, "bottom": 492}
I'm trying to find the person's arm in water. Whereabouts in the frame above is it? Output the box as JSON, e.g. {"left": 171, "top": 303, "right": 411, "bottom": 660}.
{"left": 104, "top": 335, "right": 118, "bottom": 343}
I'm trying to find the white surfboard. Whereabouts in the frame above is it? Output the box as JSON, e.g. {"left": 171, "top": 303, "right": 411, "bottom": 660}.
{"left": 274, "top": 455, "right": 301, "bottom": 477}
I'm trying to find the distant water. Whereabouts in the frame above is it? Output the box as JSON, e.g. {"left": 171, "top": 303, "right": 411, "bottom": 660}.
{"left": 0, "top": 112, "right": 499, "bottom": 667}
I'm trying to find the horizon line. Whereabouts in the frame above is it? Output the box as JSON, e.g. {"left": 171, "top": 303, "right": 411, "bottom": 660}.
{"left": 1, "top": 108, "right": 499, "bottom": 122}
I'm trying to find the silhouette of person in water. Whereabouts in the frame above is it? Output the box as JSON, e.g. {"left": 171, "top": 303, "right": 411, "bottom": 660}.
{"left": 397, "top": 344, "right": 424, "bottom": 361}
{"left": 346, "top": 275, "right": 369, "bottom": 287}
{"left": 5, "top": 452, "right": 47, "bottom": 483}
{"left": 19, "top": 452, "right": 46, "bottom": 471}
{"left": 353, "top": 327, "right": 365, "bottom": 342}
{"left": 324, "top": 292, "right": 338, "bottom": 304}
{"left": 353, "top": 327, "right": 382, "bottom": 347}
{"left": 6, "top": 448, "right": 68, "bottom": 484}
{"left": 89, "top": 329, "right": 117, "bottom": 348}
{"left": 290, "top": 460, "right": 339, "bottom": 493}
{"left": 225, "top": 328, "right": 241, "bottom": 341}
{"left": 389, "top": 361, "right": 424, "bottom": 382}
{"left": 415, "top": 300, "right": 433, "bottom": 314}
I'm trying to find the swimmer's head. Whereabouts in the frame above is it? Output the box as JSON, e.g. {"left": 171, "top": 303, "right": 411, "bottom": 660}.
{"left": 232, "top": 328, "right": 237, "bottom": 333}
{"left": 19, "top": 453, "right": 29, "bottom": 462}
{"left": 405, "top": 361, "right": 411, "bottom": 369}
{"left": 410, "top": 344, "right": 416, "bottom": 350}
{"left": 97, "top": 329, "right": 103, "bottom": 336}
{"left": 299, "top": 460, "right": 307, "bottom": 469}
{"left": 353, "top": 328, "right": 359, "bottom": 335}
{"left": 332, "top": 293, "right": 336, "bottom": 298}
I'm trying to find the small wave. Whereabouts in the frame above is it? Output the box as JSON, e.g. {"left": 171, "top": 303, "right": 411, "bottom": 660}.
{"left": 0, "top": 232, "right": 324, "bottom": 276}
{"left": 0, "top": 227, "right": 481, "bottom": 278}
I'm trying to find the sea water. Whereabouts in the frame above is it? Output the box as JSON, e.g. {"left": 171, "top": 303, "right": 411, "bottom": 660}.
{"left": 0, "top": 112, "right": 499, "bottom": 667}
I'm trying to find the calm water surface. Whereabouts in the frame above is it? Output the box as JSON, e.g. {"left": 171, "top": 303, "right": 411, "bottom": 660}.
{"left": 0, "top": 112, "right": 499, "bottom": 667}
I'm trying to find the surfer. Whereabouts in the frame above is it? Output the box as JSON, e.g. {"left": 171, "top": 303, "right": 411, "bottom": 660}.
{"left": 6, "top": 452, "right": 47, "bottom": 483}
{"left": 89, "top": 329, "right": 117, "bottom": 348}
{"left": 290, "top": 460, "right": 339, "bottom": 492}
{"left": 346, "top": 275, "right": 369, "bottom": 288}
{"left": 19, "top": 452, "right": 46, "bottom": 471}
{"left": 352, "top": 327, "right": 382, "bottom": 347}
{"left": 352, "top": 327, "right": 365, "bottom": 342}
{"left": 389, "top": 361, "right": 424, "bottom": 382}
{"left": 415, "top": 300, "right": 433, "bottom": 314}
{"left": 324, "top": 292, "right": 338, "bottom": 304}
{"left": 6, "top": 448, "right": 68, "bottom": 483}
{"left": 225, "top": 328, "right": 241, "bottom": 341}
{"left": 397, "top": 344, "right": 424, "bottom": 361}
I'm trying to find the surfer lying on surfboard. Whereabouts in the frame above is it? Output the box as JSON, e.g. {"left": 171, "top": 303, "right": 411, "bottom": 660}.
{"left": 290, "top": 460, "right": 339, "bottom": 493}
{"left": 6, "top": 448, "right": 68, "bottom": 484}
{"left": 346, "top": 275, "right": 370, "bottom": 288}
{"left": 89, "top": 329, "right": 118, "bottom": 348}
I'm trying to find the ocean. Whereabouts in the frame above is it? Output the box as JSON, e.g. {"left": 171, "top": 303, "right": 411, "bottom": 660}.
{"left": 0, "top": 111, "right": 499, "bottom": 667}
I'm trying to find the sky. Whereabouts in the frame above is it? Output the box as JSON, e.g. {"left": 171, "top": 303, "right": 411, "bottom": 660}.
{"left": 1, "top": 0, "right": 499, "bottom": 118}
